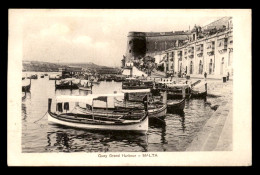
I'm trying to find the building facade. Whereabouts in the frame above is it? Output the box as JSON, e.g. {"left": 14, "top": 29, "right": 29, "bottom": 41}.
{"left": 163, "top": 17, "right": 233, "bottom": 78}
{"left": 124, "top": 31, "right": 189, "bottom": 63}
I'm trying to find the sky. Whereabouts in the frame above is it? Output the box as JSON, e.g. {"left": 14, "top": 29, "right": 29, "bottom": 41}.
{"left": 21, "top": 9, "right": 222, "bottom": 67}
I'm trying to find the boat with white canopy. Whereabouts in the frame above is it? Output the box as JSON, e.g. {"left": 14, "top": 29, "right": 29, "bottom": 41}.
{"left": 47, "top": 93, "right": 149, "bottom": 133}
{"left": 77, "top": 89, "right": 167, "bottom": 119}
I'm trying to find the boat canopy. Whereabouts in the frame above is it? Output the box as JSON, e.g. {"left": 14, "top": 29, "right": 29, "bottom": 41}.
{"left": 121, "top": 89, "right": 150, "bottom": 93}
{"left": 56, "top": 93, "right": 124, "bottom": 103}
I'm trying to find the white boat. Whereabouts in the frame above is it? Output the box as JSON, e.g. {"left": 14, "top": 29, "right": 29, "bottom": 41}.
{"left": 47, "top": 94, "right": 148, "bottom": 133}
{"left": 77, "top": 89, "right": 167, "bottom": 119}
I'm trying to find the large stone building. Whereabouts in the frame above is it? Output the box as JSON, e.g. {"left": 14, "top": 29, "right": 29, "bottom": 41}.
{"left": 122, "top": 17, "right": 233, "bottom": 79}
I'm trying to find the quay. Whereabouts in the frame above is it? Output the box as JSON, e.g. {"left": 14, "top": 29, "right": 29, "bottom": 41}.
{"left": 186, "top": 78, "right": 233, "bottom": 151}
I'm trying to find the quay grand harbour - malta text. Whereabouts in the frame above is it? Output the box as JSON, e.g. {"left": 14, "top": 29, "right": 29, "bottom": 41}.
{"left": 98, "top": 153, "right": 158, "bottom": 158}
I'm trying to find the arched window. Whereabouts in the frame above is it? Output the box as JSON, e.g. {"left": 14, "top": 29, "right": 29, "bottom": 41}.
{"left": 190, "top": 61, "right": 193, "bottom": 74}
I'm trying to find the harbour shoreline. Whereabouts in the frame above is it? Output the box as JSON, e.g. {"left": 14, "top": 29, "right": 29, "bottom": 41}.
{"left": 186, "top": 79, "right": 233, "bottom": 151}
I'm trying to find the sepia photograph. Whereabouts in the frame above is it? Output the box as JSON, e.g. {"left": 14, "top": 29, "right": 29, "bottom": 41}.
{"left": 8, "top": 9, "right": 251, "bottom": 166}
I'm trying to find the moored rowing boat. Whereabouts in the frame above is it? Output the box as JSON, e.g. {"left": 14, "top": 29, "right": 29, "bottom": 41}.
{"left": 47, "top": 94, "right": 149, "bottom": 133}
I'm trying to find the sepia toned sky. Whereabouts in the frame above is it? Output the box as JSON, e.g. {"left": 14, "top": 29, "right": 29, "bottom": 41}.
{"left": 21, "top": 9, "right": 222, "bottom": 67}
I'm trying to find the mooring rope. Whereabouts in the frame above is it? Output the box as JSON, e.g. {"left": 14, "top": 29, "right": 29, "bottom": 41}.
{"left": 34, "top": 111, "right": 48, "bottom": 123}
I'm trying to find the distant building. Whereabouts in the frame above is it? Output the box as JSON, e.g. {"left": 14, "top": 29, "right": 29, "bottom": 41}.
{"left": 122, "top": 17, "right": 233, "bottom": 79}
{"left": 163, "top": 17, "right": 233, "bottom": 78}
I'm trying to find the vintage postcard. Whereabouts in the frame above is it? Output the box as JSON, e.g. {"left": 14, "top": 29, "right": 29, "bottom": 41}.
{"left": 8, "top": 9, "right": 251, "bottom": 166}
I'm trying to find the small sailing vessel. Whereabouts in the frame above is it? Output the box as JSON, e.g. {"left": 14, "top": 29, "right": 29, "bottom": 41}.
{"left": 78, "top": 80, "right": 93, "bottom": 91}
{"left": 47, "top": 94, "right": 149, "bottom": 133}
{"left": 190, "top": 81, "right": 207, "bottom": 99}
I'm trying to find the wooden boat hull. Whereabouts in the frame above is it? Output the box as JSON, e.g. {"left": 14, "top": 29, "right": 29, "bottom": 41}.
{"left": 167, "top": 99, "right": 185, "bottom": 112}
{"left": 191, "top": 90, "right": 207, "bottom": 99}
{"left": 78, "top": 103, "right": 167, "bottom": 119}
{"left": 47, "top": 111, "right": 148, "bottom": 133}
{"left": 148, "top": 104, "right": 167, "bottom": 118}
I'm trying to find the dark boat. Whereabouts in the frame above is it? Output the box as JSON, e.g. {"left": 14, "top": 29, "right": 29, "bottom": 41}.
{"left": 105, "top": 76, "right": 113, "bottom": 81}
{"left": 155, "top": 82, "right": 191, "bottom": 99}
{"left": 55, "top": 78, "right": 79, "bottom": 90}
{"left": 40, "top": 74, "right": 44, "bottom": 78}
{"left": 44, "top": 73, "right": 48, "bottom": 76}
{"left": 28, "top": 74, "right": 38, "bottom": 79}
{"left": 167, "top": 99, "right": 185, "bottom": 113}
{"left": 114, "top": 75, "right": 126, "bottom": 82}
{"left": 190, "top": 81, "right": 207, "bottom": 99}
{"left": 190, "top": 89, "right": 207, "bottom": 99}
{"left": 122, "top": 79, "right": 154, "bottom": 90}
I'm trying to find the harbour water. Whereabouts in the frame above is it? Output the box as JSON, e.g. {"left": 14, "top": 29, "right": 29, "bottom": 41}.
{"left": 22, "top": 72, "right": 214, "bottom": 152}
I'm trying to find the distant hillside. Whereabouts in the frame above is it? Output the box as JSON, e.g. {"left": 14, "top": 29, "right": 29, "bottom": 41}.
{"left": 22, "top": 60, "right": 121, "bottom": 74}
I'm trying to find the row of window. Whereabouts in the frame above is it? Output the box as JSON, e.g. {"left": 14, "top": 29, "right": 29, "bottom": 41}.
{"left": 167, "top": 57, "right": 227, "bottom": 75}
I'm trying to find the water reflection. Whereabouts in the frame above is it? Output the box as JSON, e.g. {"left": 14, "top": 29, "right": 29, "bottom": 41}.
{"left": 179, "top": 112, "right": 186, "bottom": 133}
{"left": 22, "top": 103, "right": 27, "bottom": 121}
{"left": 46, "top": 125, "right": 148, "bottom": 152}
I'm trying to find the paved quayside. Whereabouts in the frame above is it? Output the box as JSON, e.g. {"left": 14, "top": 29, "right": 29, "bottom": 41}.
{"left": 186, "top": 79, "right": 233, "bottom": 151}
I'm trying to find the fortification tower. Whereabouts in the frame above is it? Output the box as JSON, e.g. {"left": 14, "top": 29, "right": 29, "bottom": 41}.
{"left": 125, "top": 32, "right": 146, "bottom": 62}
